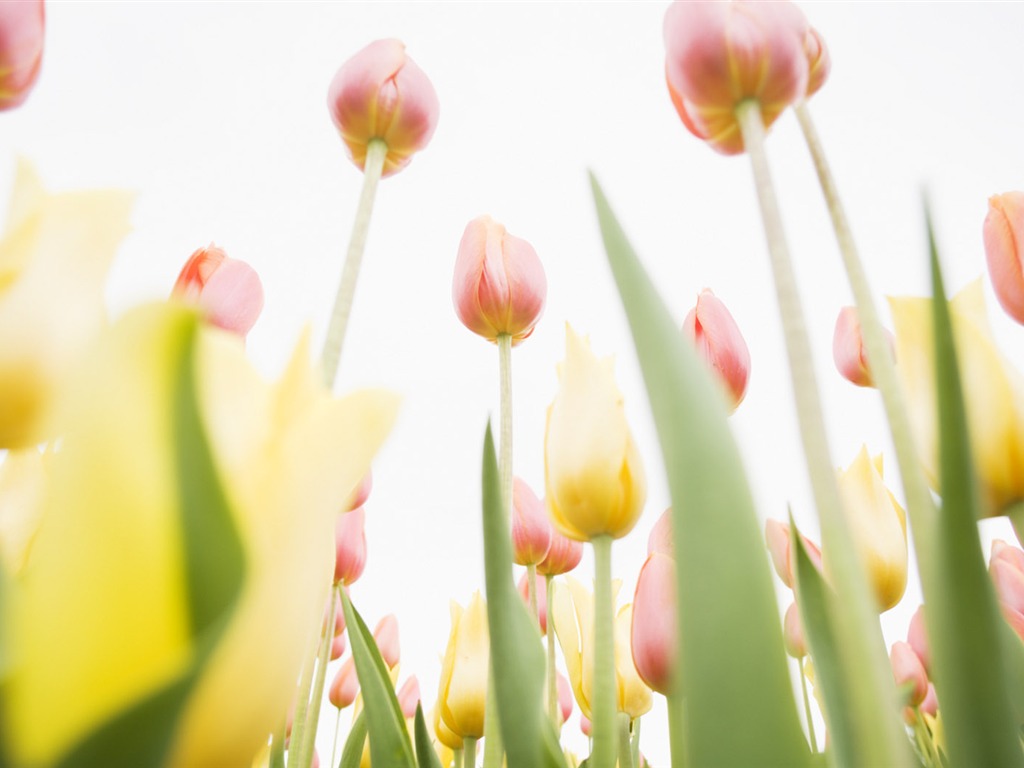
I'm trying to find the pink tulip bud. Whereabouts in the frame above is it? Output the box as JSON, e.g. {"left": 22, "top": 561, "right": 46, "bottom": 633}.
{"left": 647, "top": 508, "right": 674, "bottom": 557}
{"left": 804, "top": 27, "right": 831, "bottom": 98}
{"left": 516, "top": 571, "right": 548, "bottom": 633}
{"left": 536, "top": 526, "right": 584, "bottom": 576}
{"left": 557, "top": 672, "right": 573, "bottom": 725}
{"left": 631, "top": 552, "right": 678, "bottom": 696}
{"left": 512, "top": 477, "right": 552, "bottom": 566}
{"left": 329, "top": 657, "right": 359, "bottom": 710}
{"left": 783, "top": 602, "right": 807, "bottom": 659}
{"left": 373, "top": 614, "right": 400, "bottom": 669}
{"left": 682, "top": 289, "right": 751, "bottom": 411}
{"left": 580, "top": 714, "right": 592, "bottom": 737}
{"left": 907, "top": 605, "right": 930, "bottom": 676}
{"left": 327, "top": 39, "right": 439, "bottom": 177}
{"left": 663, "top": 0, "right": 810, "bottom": 155}
{"left": 345, "top": 470, "right": 373, "bottom": 513}
{"left": 452, "top": 215, "right": 546, "bottom": 345}
{"left": 920, "top": 683, "right": 938, "bottom": 718}
{"left": 397, "top": 676, "right": 421, "bottom": 720}
{"left": 984, "top": 192, "right": 1024, "bottom": 325}
{"left": 334, "top": 507, "right": 367, "bottom": 586}
{"left": 833, "top": 306, "right": 895, "bottom": 387}
{"left": 0, "top": 1, "right": 43, "bottom": 111}
{"left": 323, "top": 592, "right": 347, "bottom": 660}
{"left": 330, "top": 631, "right": 347, "bottom": 662}
{"left": 171, "top": 244, "right": 264, "bottom": 338}
{"left": 991, "top": 539, "right": 1024, "bottom": 640}
{"left": 890, "top": 641, "right": 928, "bottom": 708}
{"left": 764, "top": 519, "right": 823, "bottom": 589}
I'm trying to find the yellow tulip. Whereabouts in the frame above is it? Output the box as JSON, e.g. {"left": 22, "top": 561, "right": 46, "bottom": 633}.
{"left": 438, "top": 592, "right": 489, "bottom": 740}
{"left": 0, "top": 159, "right": 133, "bottom": 448}
{"left": 3, "top": 303, "right": 398, "bottom": 767}
{"left": 834, "top": 446, "right": 908, "bottom": 612}
{"left": 545, "top": 325, "right": 646, "bottom": 541}
{"left": 552, "top": 576, "right": 652, "bottom": 721}
{"left": 0, "top": 447, "right": 46, "bottom": 573}
{"left": 889, "top": 279, "right": 1024, "bottom": 515}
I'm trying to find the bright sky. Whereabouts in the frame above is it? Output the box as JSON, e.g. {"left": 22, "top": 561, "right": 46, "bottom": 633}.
{"left": 5, "top": 2, "right": 1024, "bottom": 764}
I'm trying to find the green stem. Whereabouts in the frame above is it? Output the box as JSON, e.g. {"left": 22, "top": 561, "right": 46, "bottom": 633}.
{"left": 329, "top": 707, "right": 342, "bottom": 768}
{"left": 454, "top": 747, "right": 463, "bottom": 768}
{"left": 527, "top": 563, "right": 538, "bottom": 620}
{"left": 799, "top": 659, "right": 818, "bottom": 752}
{"left": 286, "top": 633, "right": 317, "bottom": 768}
{"left": 297, "top": 589, "right": 337, "bottom": 767}
{"left": 270, "top": 723, "right": 286, "bottom": 768}
{"left": 498, "top": 332, "right": 513, "bottom": 523}
{"left": 667, "top": 694, "right": 687, "bottom": 768}
{"left": 590, "top": 535, "right": 617, "bottom": 768}
{"left": 545, "top": 574, "right": 559, "bottom": 731}
{"left": 794, "top": 99, "right": 937, "bottom": 574}
{"left": 630, "top": 717, "right": 641, "bottom": 768}
{"left": 616, "top": 713, "right": 634, "bottom": 768}
{"left": 481, "top": 670, "right": 503, "bottom": 768}
{"left": 320, "top": 138, "right": 388, "bottom": 390}
{"left": 735, "top": 98, "right": 911, "bottom": 768}
{"left": 463, "top": 736, "right": 478, "bottom": 768}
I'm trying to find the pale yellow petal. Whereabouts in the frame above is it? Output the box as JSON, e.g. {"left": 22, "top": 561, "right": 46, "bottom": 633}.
{"left": 0, "top": 448, "right": 46, "bottom": 573}
{"left": 614, "top": 604, "right": 652, "bottom": 719}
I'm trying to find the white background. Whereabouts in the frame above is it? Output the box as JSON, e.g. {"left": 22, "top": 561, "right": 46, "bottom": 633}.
{"left": 4, "top": 2, "right": 1024, "bottom": 764}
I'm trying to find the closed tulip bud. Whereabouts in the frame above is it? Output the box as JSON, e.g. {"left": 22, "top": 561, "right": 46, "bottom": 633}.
{"left": 631, "top": 552, "right": 678, "bottom": 695}
{"left": 783, "top": 602, "right": 807, "bottom": 659}
{"left": 764, "top": 519, "right": 823, "bottom": 590}
{"left": 536, "top": 526, "right": 584, "bottom": 576}
{"left": 803, "top": 26, "right": 831, "bottom": 98}
{"left": 327, "top": 39, "right": 439, "bottom": 177}
{"left": 580, "top": 714, "right": 592, "bottom": 737}
{"left": 663, "top": 0, "right": 810, "bottom": 154}
{"left": 432, "top": 704, "right": 463, "bottom": 752}
{"left": 329, "top": 657, "right": 360, "bottom": 710}
{"left": 0, "top": 1, "right": 43, "bottom": 111}
{"left": 890, "top": 641, "right": 928, "bottom": 708}
{"left": 682, "top": 289, "right": 751, "bottom": 411}
{"left": 334, "top": 507, "right": 367, "bottom": 586}
{"left": 920, "top": 683, "right": 939, "bottom": 718}
{"left": 452, "top": 215, "right": 546, "bottom": 345}
{"left": 557, "top": 672, "right": 574, "bottom": 725}
{"left": 907, "top": 605, "right": 931, "bottom": 675}
{"left": 438, "top": 594, "right": 489, "bottom": 739}
{"left": 990, "top": 539, "right": 1024, "bottom": 640}
{"left": 647, "top": 508, "right": 674, "bottom": 557}
{"left": 545, "top": 325, "right": 646, "bottom": 541}
{"left": 373, "top": 614, "right": 400, "bottom": 669}
{"left": 834, "top": 447, "right": 908, "bottom": 612}
{"left": 397, "top": 676, "right": 421, "bottom": 720}
{"left": 512, "top": 476, "right": 552, "bottom": 566}
{"left": 517, "top": 570, "right": 548, "bottom": 633}
{"left": 172, "top": 244, "right": 264, "bottom": 338}
{"left": 890, "top": 280, "right": 1024, "bottom": 515}
{"left": 984, "top": 192, "right": 1024, "bottom": 325}
{"left": 833, "top": 306, "right": 895, "bottom": 388}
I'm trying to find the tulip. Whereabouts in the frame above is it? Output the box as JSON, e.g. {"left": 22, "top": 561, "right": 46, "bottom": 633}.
{"left": 990, "top": 539, "right": 1024, "bottom": 640}
{"left": 631, "top": 552, "right": 678, "bottom": 695}
{"left": 890, "top": 641, "right": 928, "bottom": 708}
{"left": 511, "top": 476, "right": 552, "bottom": 566}
{"left": 663, "top": 0, "right": 810, "bottom": 154}
{"left": 580, "top": 714, "right": 592, "bottom": 738}
{"left": 171, "top": 244, "right": 264, "bottom": 338}
{"left": 614, "top": 603, "right": 653, "bottom": 719}
{"left": 647, "top": 507, "right": 673, "bottom": 557}
{"left": 889, "top": 279, "right": 1024, "bottom": 515}
{"left": 333, "top": 506, "right": 367, "bottom": 586}
{"left": 907, "top": 605, "right": 931, "bottom": 675}
{"left": 545, "top": 325, "right": 646, "bottom": 541}
{"left": 397, "top": 676, "right": 421, "bottom": 720}
{"left": 2, "top": 303, "right": 398, "bottom": 767}
{"left": 327, "top": 39, "right": 439, "bottom": 177}
{"left": 557, "top": 672, "right": 574, "bottom": 726}
{"left": 782, "top": 602, "right": 807, "bottom": 659}
{"left": 983, "top": 192, "right": 1024, "bottom": 325}
{"left": 452, "top": 215, "right": 546, "bottom": 345}
{"left": 438, "top": 593, "right": 489, "bottom": 739}
{"left": 373, "top": 613, "right": 401, "bottom": 669}
{"left": 833, "top": 306, "right": 894, "bottom": 388}
{"left": 764, "top": 519, "right": 823, "bottom": 590}
{"left": 0, "top": 447, "right": 46, "bottom": 573}
{"left": 536, "top": 527, "right": 584, "bottom": 576}
{"left": 834, "top": 446, "right": 907, "bottom": 612}
{"left": 0, "top": 1, "right": 44, "bottom": 111}
{"left": 0, "top": 159, "right": 133, "bottom": 449}
{"left": 682, "top": 289, "right": 751, "bottom": 411}
{"left": 803, "top": 26, "right": 831, "bottom": 98}
{"left": 517, "top": 570, "right": 548, "bottom": 633}
{"left": 432, "top": 704, "right": 463, "bottom": 752}
{"left": 329, "top": 657, "right": 360, "bottom": 710}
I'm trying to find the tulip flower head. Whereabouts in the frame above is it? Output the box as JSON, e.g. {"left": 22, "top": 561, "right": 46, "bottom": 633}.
{"left": 373, "top": 613, "right": 401, "bottom": 669}
{"left": 833, "top": 306, "right": 895, "bottom": 388}
{"left": 782, "top": 602, "right": 806, "bottom": 659}
{"left": 557, "top": 672, "right": 574, "bottom": 726}
{"left": 803, "top": 26, "right": 831, "bottom": 98}
{"left": 327, "top": 39, "right": 439, "bottom": 177}
{"left": 333, "top": 506, "right": 367, "bottom": 586}
{"left": 984, "top": 192, "right": 1024, "bottom": 325}
{"left": 329, "top": 657, "right": 360, "bottom": 710}
{"left": 907, "top": 605, "right": 931, "bottom": 675}
{"left": 536, "top": 526, "right": 584, "bottom": 576}
{"left": 171, "top": 244, "right": 264, "bottom": 338}
{"left": 397, "top": 675, "right": 421, "bottom": 720}
{"left": 545, "top": 325, "right": 646, "bottom": 541}
{"left": 512, "top": 476, "right": 552, "bottom": 566}
{"left": 631, "top": 551, "right": 678, "bottom": 695}
{"left": 0, "top": 1, "right": 44, "bottom": 111}
{"left": 452, "top": 215, "right": 547, "bottom": 345}
{"left": 990, "top": 539, "right": 1024, "bottom": 641}
{"left": 438, "top": 593, "right": 489, "bottom": 739}
{"left": 663, "top": 0, "right": 810, "bottom": 154}
{"left": 890, "top": 641, "right": 929, "bottom": 708}
{"left": 682, "top": 289, "right": 750, "bottom": 411}
{"left": 764, "top": 518, "right": 822, "bottom": 590}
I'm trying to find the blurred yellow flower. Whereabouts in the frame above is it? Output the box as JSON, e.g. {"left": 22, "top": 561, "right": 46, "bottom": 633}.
{"left": 0, "top": 447, "right": 47, "bottom": 573}
{"left": 438, "top": 592, "right": 489, "bottom": 740}
{"left": 3, "top": 303, "right": 398, "bottom": 767}
{"left": 0, "top": 159, "right": 133, "bottom": 448}
{"left": 545, "top": 325, "right": 646, "bottom": 541}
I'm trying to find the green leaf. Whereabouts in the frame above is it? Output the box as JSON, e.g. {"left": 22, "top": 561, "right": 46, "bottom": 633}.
{"left": 923, "top": 210, "right": 1024, "bottom": 767}
{"left": 480, "top": 425, "right": 567, "bottom": 768}
{"left": 590, "top": 174, "right": 811, "bottom": 767}
{"left": 340, "top": 593, "right": 416, "bottom": 768}
{"left": 339, "top": 712, "right": 369, "bottom": 768}
{"left": 413, "top": 704, "right": 443, "bottom": 768}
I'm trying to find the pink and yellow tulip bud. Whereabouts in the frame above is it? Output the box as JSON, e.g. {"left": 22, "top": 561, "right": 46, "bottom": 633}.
{"left": 803, "top": 26, "right": 831, "bottom": 98}
{"left": 631, "top": 552, "right": 678, "bottom": 695}
{"left": 438, "top": 594, "right": 489, "bottom": 739}
{"left": 171, "top": 244, "right": 264, "bottom": 338}
{"left": 647, "top": 508, "right": 674, "bottom": 557}
{"left": 890, "top": 641, "right": 928, "bottom": 708}
{"left": 663, "top": 0, "right": 809, "bottom": 155}
{"left": 907, "top": 605, "right": 931, "bottom": 675}
{"left": 783, "top": 602, "right": 807, "bottom": 659}
{"left": 517, "top": 571, "right": 548, "bottom": 633}
{"left": 557, "top": 672, "right": 574, "bottom": 726}
{"left": 833, "top": 306, "right": 894, "bottom": 388}
{"left": 397, "top": 676, "right": 421, "bottom": 720}
{"left": 0, "top": 1, "right": 43, "bottom": 111}
{"left": 764, "top": 519, "right": 823, "bottom": 590}
{"left": 890, "top": 280, "right": 1024, "bottom": 515}
{"left": 682, "top": 289, "right": 750, "bottom": 411}
{"left": 990, "top": 539, "right": 1024, "bottom": 640}
{"left": 512, "top": 477, "right": 552, "bottom": 566}
{"left": 373, "top": 614, "right": 400, "bottom": 669}
{"left": 536, "top": 527, "right": 584, "bottom": 576}
{"left": 545, "top": 325, "right": 647, "bottom": 541}
{"left": 452, "top": 215, "right": 546, "bottom": 346}
{"left": 834, "top": 447, "right": 908, "bottom": 612}
{"left": 345, "top": 470, "right": 373, "bottom": 512}
{"left": 329, "top": 657, "right": 360, "bottom": 710}
{"left": 984, "top": 192, "right": 1024, "bottom": 325}
{"left": 334, "top": 507, "right": 367, "bottom": 586}
{"left": 327, "top": 39, "right": 439, "bottom": 177}
{"left": 580, "top": 714, "right": 592, "bottom": 738}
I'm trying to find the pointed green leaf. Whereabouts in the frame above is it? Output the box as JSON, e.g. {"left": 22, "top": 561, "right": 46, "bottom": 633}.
{"left": 339, "top": 712, "right": 369, "bottom": 768}
{"left": 480, "top": 425, "right": 567, "bottom": 768}
{"left": 341, "top": 593, "right": 416, "bottom": 768}
{"left": 413, "top": 704, "right": 443, "bottom": 768}
{"left": 591, "top": 174, "right": 810, "bottom": 767}
{"left": 923, "top": 211, "right": 1024, "bottom": 767}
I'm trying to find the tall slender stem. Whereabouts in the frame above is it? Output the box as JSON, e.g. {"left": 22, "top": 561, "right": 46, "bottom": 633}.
{"left": 329, "top": 707, "right": 342, "bottom": 768}
{"left": 320, "top": 138, "right": 388, "bottom": 390}
{"left": 546, "top": 574, "right": 559, "bottom": 730}
{"left": 463, "top": 736, "right": 478, "bottom": 768}
{"left": 616, "top": 713, "right": 634, "bottom": 768}
{"left": 630, "top": 717, "right": 641, "bottom": 768}
{"left": 286, "top": 633, "right": 318, "bottom": 768}
{"left": 590, "top": 535, "right": 617, "bottom": 768}
{"left": 270, "top": 723, "right": 286, "bottom": 768}
{"left": 667, "top": 693, "right": 687, "bottom": 768}
{"left": 298, "top": 588, "right": 338, "bottom": 765}
{"left": 735, "top": 98, "right": 911, "bottom": 768}
{"left": 498, "top": 332, "right": 514, "bottom": 522}
{"left": 799, "top": 660, "right": 818, "bottom": 752}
